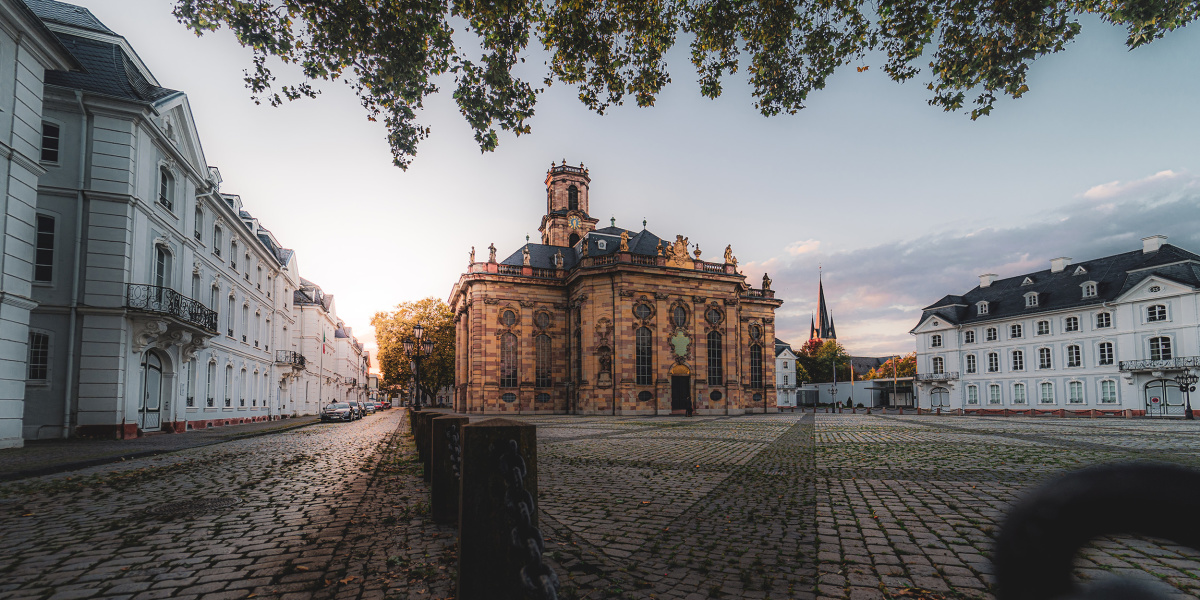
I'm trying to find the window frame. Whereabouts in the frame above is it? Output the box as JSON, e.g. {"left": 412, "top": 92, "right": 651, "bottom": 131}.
{"left": 1013, "top": 382, "right": 1027, "bottom": 404}
{"left": 1064, "top": 316, "right": 1080, "bottom": 333}
{"left": 26, "top": 330, "right": 50, "bottom": 382}
{"left": 1036, "top": 320, "right": 1049, "bottom": 336}
{"left": 158, "top": 165, "right": 175, "bottom": 211}
{"left": 1068, "top": 380, "right": 1084, "bottom": 404}
{"left": 1010, "top": 324, "right": 1023, "bottom": 339}
{"left": 988, "top": 384, "right": 1002, "bottom": 405}
{"left": 987, "top": 352, "right": 999, "bottom": 373}
{"left": 1038, "top": 347, "right": 1052, "bottom": 369}
{"left": 1098, "top": 341, "right": 1114, "bottom": 366}
{"left": 750, "top": 344, "right": 763, "bottom": 389}
{"left": 966, "top": 385, "right": 979, "bottom": 405}
{"left": 535, "top": 334, "right": 552, "bottom": 388}
{"left": 1011, "top": 350, "right": 1024, "bottom": 371}
{"left": 986, "top": 327, "right": 998, "bottom": 342}
{"left": 931, "top": 356, "right": 944, "bottom": 374}
{"left": 965, "top": 354, "right": 977, "bottom": 374}
{"left": 1096, "top": 312, "right": 1112, "bottom": 329}
{"left": 964, "top": 330, "right": 975, "bottom": 344}
{"left": 707, "top": 330, "right": 723, "bottom": 385}
{"left": 1066, "top": 345, "right": 1082, "bottom": 368}
{"left": 1040, "top": 382, "right": 1055, "bottom": 404}
{"left": 1100, "top": 380, "right": 1117, "bottom": 404}
{"left": 1147, "top": 304, "right": 1168, "bottom": 323}
{"left": 40, "top": 120, "right": 61, "bottom": 163}
{"left": 1025, "top": 292, "right": 1038, "bottom": 308}
{"left": 635, "top": 326, "right": 653, "bottom": 385}
{"left": 930, "top": 334, "right": 942, "bottom": 348}
{"left": 1149, "top": 336, "right": 1173, "bottom": 361}
{"left": 33, "top": 213, "right": 55, "bottom": 284}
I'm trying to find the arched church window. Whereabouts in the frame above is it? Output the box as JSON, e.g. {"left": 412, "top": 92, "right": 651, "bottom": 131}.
{"left": 500, "top": 333, "right": 518, "bottom": 387}
{"left": 633, "top": 303, "right": 652, "bottom": 320}
{"left": 501, "top": 309, "right": 517, "bottom": 327}
{"left": 750, "top": 344, "right": 763, "bottom": 388}
{"left": 749, "top": 324, "right": 762, "bottom": 340}
{"left": 535, "top": 334, "right": 552, "bottom": 388}
{"left": 672, "top": 306, "right": 687, "bottom": 328}
{"left": 568, "top": 185, "right": 579, "bottom": 211}
{"left": 635, "top": 327, "right": 652, "bottom": 385}
{"left": 707, "top": 330, "right": 723, "bottom": 385}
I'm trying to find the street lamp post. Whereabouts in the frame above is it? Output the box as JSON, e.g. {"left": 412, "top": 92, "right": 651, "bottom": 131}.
{"left": 403, "top": 324, "right": 436, "bottom": 410}
{"left": 1174, "top": 371, "right": 1198, "bottom": 420}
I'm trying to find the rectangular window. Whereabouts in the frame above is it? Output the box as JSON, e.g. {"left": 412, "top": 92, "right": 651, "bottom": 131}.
{"left": 27, "top": 332, "right": 49, "bottom": 380}
{"left": 707, "top": 331, "right": 723, "bottom": 385}
{"left": 41, "top": 121, "right": 60, "bottom": 162}
{"left": 1039, "top": 347, "right": 1052, "bottom": 369}
{"left": 987, "top": 353, "right": 999, "bottom": 373}
{"left": 1067, "top": 345, "right": 1081, "bottom": 368}
{"left": 214, "top": 227, "right": 223, "bottom": 257}
{"left": 1069, "top": 381, "right": 1084, "bottom": 404}
{"left": 1013, "top": 383, "right": 1027, "bottom": 404}
{"left": 1096, "top": 313, "right": 1111, "bottom": 328}
{"left": 966, "top": 355, "right": 976, "bottom": 374}
{"left": 931, "top": 334, "right": 942, "bottom": 348}
{"left": 158, "top": 167, "right": 174, "bottom": 210}
{"left": 750, "top": 345, "right": 763, "bottom": 389}
{"left": 34, "top": 215, "right": 54, "bottom": 283}
{"left": 1150, "top": 337, "right": 1172, "bottom": 361}
{"left": 986, "top": 328, "right": 997, "bottom": 342}
{"left": 1037, "top": 321, "right": 1049, "bottom": 335}
{"left": 194, "top": 208, "right": 203, "bottom": 241}
{"left": 1010, "top": 324, "right": 1023, "bottom": 338}
{"left": 1098, "top": 342, "right": 1113, "bottom": 366}
{"left": 989, "top": 384, "right": 1001, "bottom": 404}
{"left": 1040, "top": 382, "right": 1054, "bottom": 404}
{"left": 186, "top": 359, "right": 197, "bottom": 407}
{"left": 1100, "top": 380, "right": 1117, "bottom": 404}
{"left": 964, "top": 331, "right": 975, "bottom": 344}
{"left": 207, "top": 362, "right": 216, "bottom": 407}
{"left": 967, "top": 386, "right": 979, "bottom": 405}
{"left": 1011, "top": 350, "right": 1024, "bottom": 371}
{"left": 1065, "top": 317, "right": 1079, "bottom": 332}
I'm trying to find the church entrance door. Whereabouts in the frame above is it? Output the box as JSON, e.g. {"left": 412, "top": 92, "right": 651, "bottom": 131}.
{"left": 671, "top": 376, "right": 691, "bottom": 412}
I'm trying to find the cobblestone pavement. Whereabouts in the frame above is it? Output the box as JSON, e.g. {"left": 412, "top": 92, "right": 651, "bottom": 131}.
{"left": 6, "top": 411, "right": 1200, "bottom": 600}
{"left": 0, "top": 409, "right": 456, "bottom": 600}
{"left": 0, "top": 417, "right": 320, "bottom": 481}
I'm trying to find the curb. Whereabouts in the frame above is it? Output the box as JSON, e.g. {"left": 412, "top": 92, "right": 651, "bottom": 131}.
{"left": 0, "top": 418, "right": 322, "bottom": 483}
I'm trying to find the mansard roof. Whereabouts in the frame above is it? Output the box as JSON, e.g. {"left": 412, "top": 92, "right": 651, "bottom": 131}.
{"left": 501, "top": 226, "right": 668, "bottom": 269}
{"left": 916, "top": 244, "right": 1200, "bottom": 327}
{"left": 23, "top": 0, "right": 114, "bottom": 34}
{"left": 43, "top": 33, "right": 178, "bottom": 102}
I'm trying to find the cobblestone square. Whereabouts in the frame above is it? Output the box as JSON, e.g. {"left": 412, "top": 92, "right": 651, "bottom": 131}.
{"left": 4, "top": 411, "right": 1200, "bottom": 599}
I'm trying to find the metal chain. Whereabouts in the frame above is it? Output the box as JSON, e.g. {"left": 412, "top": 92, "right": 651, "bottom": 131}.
{"left": 495, "top": 438, "right": 559, "bottom": 600}
{"left": 445, "top": 422, "right": 461, "bottom": 480}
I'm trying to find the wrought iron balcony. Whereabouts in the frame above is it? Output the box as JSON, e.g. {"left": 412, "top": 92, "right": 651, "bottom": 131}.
{"left": 915, "top": 371, "right": 959, "bottom": 382}
{"left": 1119, "top": 356, "right": 1200, "bottom": 372}
{"left": 126, "top": 284, "right": 217, "bottom": 332}
{"left": 347, "top": 378, "right": 357, "bottom": 387}
{"left": 276, "top": 350, "right": 306, "bottom": 369}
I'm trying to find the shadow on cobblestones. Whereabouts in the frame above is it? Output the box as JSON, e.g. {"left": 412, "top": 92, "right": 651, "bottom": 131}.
{"left": 539, "top": 414, "right": 817, "bottom": 599}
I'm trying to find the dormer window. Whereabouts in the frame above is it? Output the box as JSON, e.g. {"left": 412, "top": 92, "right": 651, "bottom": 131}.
{"left": 1073, "top": 266, "right": 1087, "bottom": 276}
{"left": 1082, "top": 281, "right": 1097, "bottom": 298}
{"left": 1025, "top": 292, "right": 1039, "bottom": 308}
{"left": 597, "top": 240, "right": 607, "bottom": 251}
{"left": 1022, "top": 277, "right": 1034, "bottom": 286}
{"left": 977, "top": 301, "right": 989, "bottom": 315}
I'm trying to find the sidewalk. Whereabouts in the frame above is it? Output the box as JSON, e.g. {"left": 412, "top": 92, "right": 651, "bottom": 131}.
{"left": 0, "top": 416, "right": 320, "bottom": 482}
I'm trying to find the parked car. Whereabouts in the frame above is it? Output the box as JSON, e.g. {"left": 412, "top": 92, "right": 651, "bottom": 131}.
{"left": 353, "top": 400, "right": 367, "bottom": 417}
{"left": 321, "top": 402, "right": 355, "bottom": 422}
{"left": 363, "top": 402, "right": 376, "bottom": 415}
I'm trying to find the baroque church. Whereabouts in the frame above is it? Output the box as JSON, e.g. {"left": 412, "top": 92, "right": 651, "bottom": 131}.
{"left": 447, "top": 162, "right": 783, "bottom": 415}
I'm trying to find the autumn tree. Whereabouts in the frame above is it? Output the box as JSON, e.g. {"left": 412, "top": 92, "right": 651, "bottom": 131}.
{"left": 371, "top": 297, "right": 455, "bottom": 401}
{"left": 864, "top": 353, "right": 917, "bottom": 380}
{"left": 172, "top": 0, "right": 1194, "bottom": 170}
{"left": 797, "top": 339, "right": 851, "bottom": 383}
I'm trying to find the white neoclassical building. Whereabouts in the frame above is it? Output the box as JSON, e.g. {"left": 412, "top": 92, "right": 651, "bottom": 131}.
{"left": 775, "top": 338, "right": 797, "bottom": 408}
{"left": 912, "top": 235, "right": 1200, "bottom": 417}
{"left": 2, "top": 0, "right": 370, "bottom": 444}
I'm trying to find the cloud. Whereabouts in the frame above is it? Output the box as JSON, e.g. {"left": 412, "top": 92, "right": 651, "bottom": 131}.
{"left": 786, "top": 239, "right": 821, "bottom": 256}
{"left": 767, "top": 170, "right": 1200, "bottom": 357}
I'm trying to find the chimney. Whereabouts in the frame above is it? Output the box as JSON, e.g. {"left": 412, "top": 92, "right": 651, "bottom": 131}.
{"left": 1143, "top": 235, "right": 1167, "bottom": 254}
{"left": 1050, "top": 257, "right": 1072, "bottom": 273}
{"left": 979, "top": 274, "right": 997, "bottom": 288}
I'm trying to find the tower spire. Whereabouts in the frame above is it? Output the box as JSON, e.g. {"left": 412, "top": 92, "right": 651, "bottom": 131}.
{"left": 814, "top": 270, "right": 836, "bottom": 341}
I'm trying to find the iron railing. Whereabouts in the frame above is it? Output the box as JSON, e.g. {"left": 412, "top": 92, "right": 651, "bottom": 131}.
{"left": 276, "top": 350, "right": 306, "bottom": 368}
{"left": 915, "top": 371, "right": 960, "bottom": 382}
{"left": 1118, "top": 356, "right": 1200, "bottom": 371}
{"left": 126, "top": 284, "right": 217, "bottom": 331}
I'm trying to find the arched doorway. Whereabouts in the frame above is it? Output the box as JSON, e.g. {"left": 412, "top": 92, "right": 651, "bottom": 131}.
{"left": 568, "top": 233, "right": 580, "bottom": 248}
{"left": 670, "top": 363, "right": 691, "bottom": 413}
{"left": 1145, "top": 379, "right": 1184, "bottom": 417}
{"left": 139, "top": 350, "right": 166, "bottom": 431}
{"left": 930, "top": 387, "right": 950, "bottom": 408}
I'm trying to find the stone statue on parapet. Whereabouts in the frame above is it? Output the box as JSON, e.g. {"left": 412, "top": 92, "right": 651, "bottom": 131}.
{"left": 488, "top": 243, "right": 497, "bottom": 263}
{"left": 470, "top": 246, "right": 475, "bottom": 264}
{"left": 620, "top": 231, "right": 629, "bottom": 252}
{"left": 724, "top": 245, "right": 737, "bottom": 265}
{"left": 762, "top": 272, "right": 772, "bottom": 290}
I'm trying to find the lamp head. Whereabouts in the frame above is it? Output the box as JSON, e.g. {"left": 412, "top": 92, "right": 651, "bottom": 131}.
{"left": 422, "top": 339, "right": 434, "bottom": 355}
{"left": 402, "top": 339, "right": 414, "bottom": 354}
{"left": 413, "top": 323, "right": 424, "bottom": 340}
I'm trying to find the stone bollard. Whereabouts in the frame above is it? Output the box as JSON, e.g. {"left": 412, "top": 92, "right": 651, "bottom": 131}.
{"left": 936, "top": 407, "right": 941, "bottom": 416}
{"left": 898, "top": 407, "right": 904, "bottom": 415}
{"left": 410, "top": 410, "right": 429, "bottom": 478}
{"left": 458, "top": 418, "right": 556, "bottom": 600}
{"left": 418, "top": 411, "right": 442, "bottom": 482}
{"left": 431, "top": 415, "right": 469, "bottom": 524}
{"left": 852, "top": 405, "right": 857, "bottom": 414}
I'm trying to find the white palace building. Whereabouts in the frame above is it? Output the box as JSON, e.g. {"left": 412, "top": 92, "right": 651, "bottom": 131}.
{"left": 912, "top": 235, "right": 1200, "bottom": 417}
{"left": 0, "top": 0, "right": 368, "bottom": 448}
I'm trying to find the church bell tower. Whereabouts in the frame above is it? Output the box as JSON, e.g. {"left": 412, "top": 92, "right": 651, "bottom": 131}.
{"left": 540, "top": 160, "right": 598, "bottom": 247}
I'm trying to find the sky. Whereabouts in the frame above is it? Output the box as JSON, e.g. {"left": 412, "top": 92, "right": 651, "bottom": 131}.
{"left": 70, "top": 1, "right": 1200, "bottom": 362}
